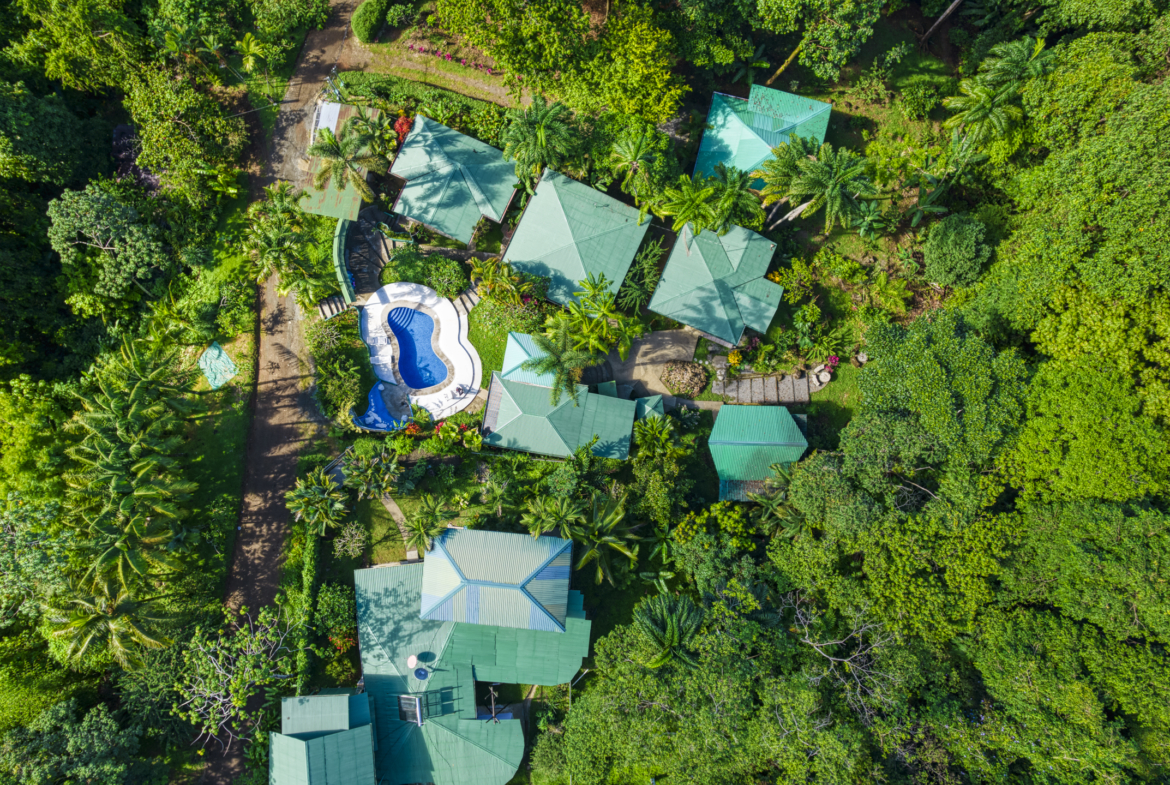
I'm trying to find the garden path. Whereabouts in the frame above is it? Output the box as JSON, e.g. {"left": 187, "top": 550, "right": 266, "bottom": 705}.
{"left": 605, "top": 330, "right": 698, "bottom": 398}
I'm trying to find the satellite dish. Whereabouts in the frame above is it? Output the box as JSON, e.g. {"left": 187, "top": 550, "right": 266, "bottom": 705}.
{"left": 406, "top": 655, "right": 418, "bottom": 669}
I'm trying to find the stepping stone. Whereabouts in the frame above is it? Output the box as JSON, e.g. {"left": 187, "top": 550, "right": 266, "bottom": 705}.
{"left": 738, "top": 379, "right": 751, "bottom": 401}
{"left": 713, "top": 378, "right": 724, "bottom": 397}
{"left": 777, "top": 375, "right": 795, "bottom": 402}
{"left": 751, "top": 377, "right": 764, "bottom": 403}
{"left": 764, "top": 376, "right": 778, "bottom": 404}
{"left": 794, "top": 376, "right": 810, "bottom": 403}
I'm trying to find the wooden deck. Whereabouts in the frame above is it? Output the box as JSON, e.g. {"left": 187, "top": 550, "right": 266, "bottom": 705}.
{"left": 481, "top": 375, "right": 502, "bottom": 434}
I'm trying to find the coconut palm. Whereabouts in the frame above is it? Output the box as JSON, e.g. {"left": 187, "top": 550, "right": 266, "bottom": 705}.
{"left": 942, "top": 79, "right": 1024, "bottom": 148}
{"left": 520, "top": 329, "right": 602, "bottom": 407}
{"left": 574, "top": 491, "right": 639, "bottom": 586}
{"left": 307, "top": 125, "right": 389, "bottom": 203}
{"left": 633, "top": 416, "right": 684, "bottom": 464}
{"left": 978, "top": 36, "right": 1054, "bottom": 91}
{"left": 285, "top": 467, "right": 348, "bottom": 536}
{"left": 45, "top": 579, "right": 171, "bottom": 668}
{"left": 521, "top": 496, "right": 585, "bottom": 540}
{"left": 753, "top": 134, "right": 820, "bottom": 209}
{"left": 500, "top": 96, "right": 575, "bottom": 191}
{"left": 246, "top": 212, "right": 304, "bottom": 283}
{"left": 709, "top": 164, "right": 764, "bottom": 234}
{"left": 786, "top": 143, "right": 878, "bottom": 233}
{"left": 655, "top": 175, "right": 719, "bottom": 234}
{"left": 610, "top": 128, "right": 655, "bottom": 200}
{"left": 259, "top": 181, "right": 307, "bottom": 224}
{"left": 633, "top": 592, "right": 703, "bottom": 668}
{"left": 345, "top": 108, "right": 398, "bottom": 157}
{"left": 80, "top": 512, "right": 183, "bottom": 591}
{"left": 404, "top": 506, "right": 448, "bottom": 552}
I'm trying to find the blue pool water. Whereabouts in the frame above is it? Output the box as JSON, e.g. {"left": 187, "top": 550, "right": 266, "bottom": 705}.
{"left": 387, "top": 307, "right": 448, "bottom": 389}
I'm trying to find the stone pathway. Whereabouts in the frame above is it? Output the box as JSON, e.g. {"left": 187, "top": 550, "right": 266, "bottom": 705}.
{"left": 711, "top": 372, "right": 810, "bottom": 404}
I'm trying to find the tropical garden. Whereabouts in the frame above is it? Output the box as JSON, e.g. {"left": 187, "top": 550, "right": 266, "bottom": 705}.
{"left": 2, "top": 0, "right": 1170, "bottom": 781}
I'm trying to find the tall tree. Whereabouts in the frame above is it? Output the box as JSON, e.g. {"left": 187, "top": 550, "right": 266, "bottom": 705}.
{"left": 709, "top": 164, "right": 764, "bottom": 234}
{"left": 633, "top": 592, "right": 703, "bottom": 668}
{"left": 306, "top": 125, "right": 388, "bottom": 203}
{"left": 500, "top": 96, "right": 575, "bottom": 192}
{"left": 44, "top": 578, "right": 170, "bottom": 668}
{"left": 786, "top": 143, "right": 877, "bottom": 232}
{"left": 519, "top": 328, "right": 601, "bottom": 407}
{"left": 943, "top": 79, "right": 1025, "bottom": 148}
{"left": 574, "top": 491, "right": 639, "bottom": 585}
{"left": 655, "top": 174, "right": 719, "bottom": 234}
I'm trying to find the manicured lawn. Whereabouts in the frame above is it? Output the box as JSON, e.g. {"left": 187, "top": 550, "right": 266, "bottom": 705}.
{"left": 467, "top": 305, "right": 508, "bottom": 388}
{"left": 807, "top": 362, "right": 863, "bottom": 448}
{"left": 361, "top": 498, "right": 408, "bottom": 564}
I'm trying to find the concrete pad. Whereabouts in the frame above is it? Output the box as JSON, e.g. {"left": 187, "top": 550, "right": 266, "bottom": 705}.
{"left": 764, "top": 376, "right": 778, "bottom": 404}
{"left": 778, "top": 375, "right": 795, "bottom": 402}
{"left": 751, "top": 377, "right": 763, "bottom": 403}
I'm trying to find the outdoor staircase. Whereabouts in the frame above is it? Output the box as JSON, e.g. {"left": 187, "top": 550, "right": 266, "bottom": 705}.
{"left": 346, "top": 210, "right": 389, "bottom": 297}
{"left": 317, "top": 294, "right": 348, "bottom": 321}
{"left": 451, "top": 286, "right": 481, "bottom": 317}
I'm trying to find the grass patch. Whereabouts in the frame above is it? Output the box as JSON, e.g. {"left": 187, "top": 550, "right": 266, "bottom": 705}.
{"left": 467, "top": 313, "right": 507, "bottom": 388}
{"left": 466, "top": 298, "right": 546, "bottom": 388}
{"left": 357, "top": 60, "right": 514, "bottom": 106}
{"left": 361, "top": 498, "right": 408, "bottom": 564}
{"left": 807, "top": 362, "right": 863, "bottom": 448}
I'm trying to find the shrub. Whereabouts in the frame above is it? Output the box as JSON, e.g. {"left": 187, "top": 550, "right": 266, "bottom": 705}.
{"left": 900, "top": 83, "right": 941, "bottom": 119}
{"left": 379, "top": 247, "right": 469, "bottom": 298}
{"left": 385, "top": 3, "right": 414, "bottom": 27}
{"left": 923, "top": 213, "right": 991, "bottom": 287}
{"left": 316, "top": 583, "right": 357, "bottom": 641}
{"left": 351, "top": 0, "right": 389, "bottom": 43}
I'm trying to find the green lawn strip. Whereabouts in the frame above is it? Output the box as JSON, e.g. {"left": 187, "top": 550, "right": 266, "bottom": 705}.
{"left": 360, "top": 498, "right": 408, "bottom": 564}
{"left": 807, "top": 361, "right": 862, "bottom": 445}
{"left": 364, "top": 62, "right": 510, "bottom": 106}
{"left": 467, "top": 306, "right": 508, "bottom": 388}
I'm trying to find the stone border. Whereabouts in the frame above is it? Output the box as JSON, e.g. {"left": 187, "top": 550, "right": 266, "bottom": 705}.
{"left": 360, "top": 282, "right": 481, "bottom": 419}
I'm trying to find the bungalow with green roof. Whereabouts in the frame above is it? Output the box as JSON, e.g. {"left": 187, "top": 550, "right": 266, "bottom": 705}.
{"left": 709, "top": 405, "right": 808, "bottom": 500}
{"left": 694, "top": 85, "right": 831, "bottom": 188}
{"left": 498, "top": 331, "right": 556, "bottom": 387}
{"left": 269, "top": 693, "right": 378, "bottom": 784}
{"left": 390, "top": 115, "right": 516, "bottom": 244}
{"left": 502, "top": 169, "right": 649, "bottom": 305}
{"left": 649, "top": 223, "right": 783, "bottom": 347}
{"left": 353, "top": 528, "right": 591, "bottom": 785}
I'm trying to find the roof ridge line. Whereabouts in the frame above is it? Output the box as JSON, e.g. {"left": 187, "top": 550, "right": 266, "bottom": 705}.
{"left": 425, "top": 717, "right": 519, "bottom": 769}
{"left": 491, "top": 378, "right": 524, "bottom": 430}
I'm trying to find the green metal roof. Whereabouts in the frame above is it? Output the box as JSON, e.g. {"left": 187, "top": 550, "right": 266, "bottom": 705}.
{"left": 302, "top": 170, "right": 363, "bottom": 221}
{"left": 390, "top": 115, "right": 516, "bottom": 244}
{"left": 709, "top": 405, "right": 807, "bottom": 486}
{"left": 503, "top": 169, "right": 649, "bottom": 305}
{"left": 280, "top": 694, "right": 372, "bottom": 740}
{"left": 694, "top": 88, "right": 831, "bottom": 186}
{"left": 597, "top": 380, "right": 618, "bottom": 398}
{"left": 635, "top": 395, "right": 665, "bottom": 420}
{"left": 269, "top": 726, "right": 377, "bottom": 785}
{"left": 421, "top": 529, "right": 574, "bottom": 632}
{"left": 649, "top": 224, "right": 783, "bottom": 345}
{"left": 500, "top": 332, "right": 557, "bottom": 386}
{"left": 354, "top": 561, "right": 590, "bottom": 785}
{"left": 484, "top": 374, "right": 635, "bottom": 459}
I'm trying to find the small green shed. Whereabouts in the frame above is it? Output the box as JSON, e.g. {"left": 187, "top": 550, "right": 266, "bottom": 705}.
{"left": 709, "top": 405, "right": 807, "bottom": 500}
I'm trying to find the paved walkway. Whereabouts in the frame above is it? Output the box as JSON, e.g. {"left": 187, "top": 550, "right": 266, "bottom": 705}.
{"left": 605, "top": 329, "right": 698, "bottom": 398}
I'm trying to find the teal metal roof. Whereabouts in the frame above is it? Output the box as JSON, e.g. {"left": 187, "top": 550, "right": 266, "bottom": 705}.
{"left": 597, "top": 380, "right": 618, "bottom": 398}
{"left": 390, "top": 115, "right": 516, "bottom": 244}
{"left": 500, "top": 332, "right": 557, "bottom": 386}
{"left": 709, "top": 405, "right": 807, "bottom": 485}
{"left": 649, "top": 224, "right": 782, "bottom": 346}
{"left": 484, "top": 374, "right": 635, "bottom": 459}
{"left": 694, "top": 88, "right": 831, "bottom": 186}
{"left": 269, "top": 726, "right": 377, "bottom": 785}
{"left": 420, "top": 529, "right": 574, "bottom": 632}
{"left": 635, "top": 395, "right": 665, "bottom": 420}
{"left": 503, "top": 169, "right": 649, "bottom": 305}
{"left": 354, "top": 561, "right": 591, "bottom": 785}
{"left": 280, "top": 694, "right": 372, "bottom": 740}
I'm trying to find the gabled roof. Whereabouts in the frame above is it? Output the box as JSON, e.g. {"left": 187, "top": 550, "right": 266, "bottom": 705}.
{"left": 693, "top": 87, "right": 831, "bottom": 186}
{"left": 499, "top": 332, "right": 556, "bottom": 386}
{"left": 270, "top": 693, "right": 378, "bottom": 784}
{"left": 709, "top": 405, "right": 807, "bottom": 490}
{"left": 354, "top": 557, "right": 591, "bottom": 785}
{"left": 390, "top": 115, "right": 516, "bottom": 244}
{"left": 420, "top": 529, "right": 574, "bottom": 632}
{"left": 503, "top": 169, "right": 649, "bottom": 305}
{"left": 649, "top": 224, "right": 782, "bottom": 346}
{"left": 483, "top": 374, "right": 635, "bottom": 459}
{"left": 635, "top": 395, "right": 665, "bottom": 420}
{"left": 281, "top": 694, "right": 372, "bottom": 740}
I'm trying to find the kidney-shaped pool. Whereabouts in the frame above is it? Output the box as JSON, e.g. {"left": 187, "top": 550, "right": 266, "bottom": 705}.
{"left": 386, "top": 307, "right": 449, "bottom": 389}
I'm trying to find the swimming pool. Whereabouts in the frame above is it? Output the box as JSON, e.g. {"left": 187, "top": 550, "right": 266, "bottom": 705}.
{"left": 387, "top": 307, "right": 449, "bottom": 389}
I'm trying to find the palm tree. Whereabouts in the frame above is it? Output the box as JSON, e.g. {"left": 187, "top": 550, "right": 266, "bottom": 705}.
{"left": 81, "top": 512, "right": 183, "bottom": 591}
{"left": 404, "top": 509, "right": 448, "bottom": 552}
{"left": 978, "top": 36, "right": 1053, "bottom": 91}
{"left": 753, "top": 134, "right": 819, "bottom": 210}
{"left": 307, "top": 125, "right": 389, "bottom": 203}
{"left": 610, "top": 128, "right": 655, "bottom": 200}
{"left": 709, "top": 164, "right": 764, "bottom": 234}
{"left": 633, "top": 592, "right": 703, "bottom": 669}
{"left": 609, "top": 315, "right": 645, "bottom": 363}
{"left": 520, "top": 330, "right": 602, "bottom": 407}
{"left": 480, "top": 478, "right": 516, "bottom": 518}
{"left": 656, "top": 175, "right": 719, "bottom": 234}
{"left": 574, "top": 491, "right": 639, "bottom": 586}
{"left": 285, "top": 467, "right": 348, "bottom": 536}
{"left": 866, "top": 271, "right": 910, "bottom": 315}
{"left": 246, "top": 212, "right": 304, "bottom": 283}
{"left": 345, "top": 108, "right": 398, "bottom": 157}
{"left": 45, "top": 579, "right": 171, "bottom": 668}
{"left": 521, "top": 496, "right": 585, "bottom": 540}
{"left": 260, "top": 181, "right": 307, "bottom": 224}
{"left": 500, "top": 96, "right": 575, "bottom": 191}
{"left": 235, "top": 32, "right": 268, "bottom": 87}
{"left": 942, "top": 79, "right": 1024, "bottom": 148}
{"left": 633, "top": 416, "right": 684, "bottom": 464}
{"left": 787, "top": 143, "right": 878, "bottom": 233}
{"left": 343, "top": 450, "right": 401, "bottom": 501}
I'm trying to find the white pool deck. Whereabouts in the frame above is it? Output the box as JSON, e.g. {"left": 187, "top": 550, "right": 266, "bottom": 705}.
{"left": 359, "top": 282, "right": 482, "bottom": 419}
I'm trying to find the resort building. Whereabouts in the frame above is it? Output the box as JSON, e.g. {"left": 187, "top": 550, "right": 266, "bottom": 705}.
{"left": 389, "top": 115, "right": 517, "bottom": 245}
{"left": 503, "top": 169, "right": 650, "bottom": 306}
{"left": 351, "top": 528, "right": 591, "bottom": 785}
{"left": 708, "top": 404, "right": 808, "bottom": 500}
{"left": 648, "top": 223, "right": 783, "bottom": 347}
{"left": 694, "top": 85, "right": 831, "bottom": 188}
{"left": 268, "top": 692, "right": 378, "bottom": 784}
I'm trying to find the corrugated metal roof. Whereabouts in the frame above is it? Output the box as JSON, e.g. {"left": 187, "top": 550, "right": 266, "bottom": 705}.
{"left": 709, "top": 405, "right": 807, "bottom": 486}
{"left": 483, "top": 375, "right": 635, "bottom": 459}
{"left": 390, "top": 115, "right": 516, "bottom": 244}
{"left": 268, "top": 726, "right": 377, "bottom": 785}
{"left": 635, "top": 395, "right": 665, "bottom": 420}
{"left": 503, "top": 169, "right": 649, "bottom": 305}
{"left": 353, "top": 563, "right": 590, "bottom": 785}
{"left": 500, "top": 332, "right": 557, "bottom": 386}
{"left": 694, "top": 90, "right": 831, "bottom": 184}
{"left": 649, "top": 224, "right": 782, "bottom": 345}
{"left": 596, "top": 380, "right": 618, "bottom": 397}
